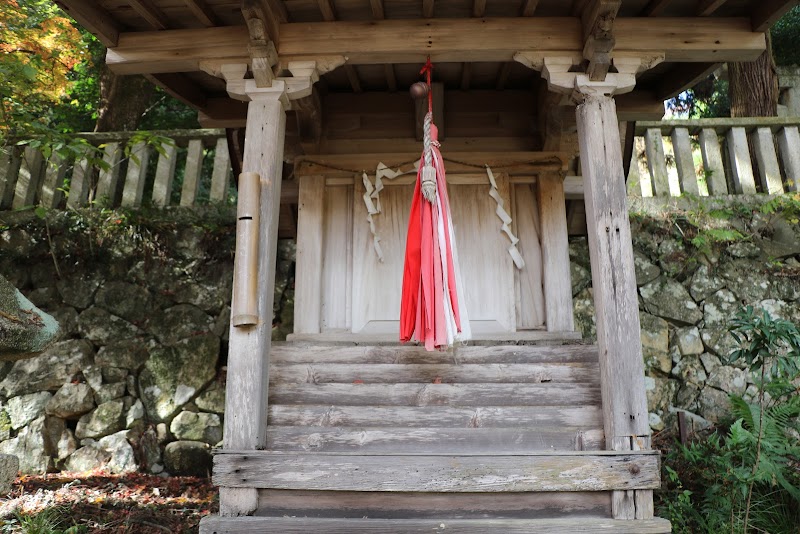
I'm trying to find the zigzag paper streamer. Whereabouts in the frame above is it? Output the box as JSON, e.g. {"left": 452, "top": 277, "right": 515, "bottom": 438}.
{"left": 362, "top": 162, "right": 418, "bottom": 262}
{"left": 486, "top": 165, "right": 525, "bottom": 270}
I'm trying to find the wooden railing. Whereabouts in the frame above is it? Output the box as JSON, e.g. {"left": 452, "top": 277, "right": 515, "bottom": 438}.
{"left": 628, "top": 118, "right": 800, "bottom": 197}
{"left": 0, "top": 129, "right": 232, "bottom": 211}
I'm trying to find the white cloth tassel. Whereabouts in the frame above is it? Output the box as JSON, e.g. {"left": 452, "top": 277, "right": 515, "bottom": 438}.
{"left": 486, "top": 165, "right": 525, "bottom": 270}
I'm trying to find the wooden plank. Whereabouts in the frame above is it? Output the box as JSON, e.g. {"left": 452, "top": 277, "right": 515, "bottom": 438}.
{"left": 213, "top": 451, "right": 661, "bottom": 492}
{"left": 269, "top": 362, "right": 599, "bottom": 384}
{"left": 538, "top": 174, "right": 574, "bottom": 332}
{"left": 384, "top": 64, "right": 396, "bottom": 91}
{"left": 644, "top": 129, "right": 670, "bottom": 196}
{"left": 320, "top": 185, "right": 352, "bottom": 330}
{"left": 294, "top": 175, "right": 325, "bottom": 334}
{"left": 318, "top": 0, "right": 336, "bottom": 21}
{"left": 472, "top": 0, "right": 486, "bottom": 17}
{"left": 726, "top": 127, "right": 757, "bottom": 194}
{"left": 269, "top": 383, "right": 600, "bottom": 407}
{"left": 209, "top": 137, "right": 231, "bottom": 202}
{"left": 95, "top": 142, "right": 123, "bottom": 206}
{"left": 697, "top": 0, "right": 728, "bottom": 16}
{"left": 513, "top": 184, "right": 545, "bottom": 329}
{"left": 180, "top": 138, "right": 204, "bottom": 207}
{"left": 267, "top": 405, "right": 604, "bottom": 429}
{"left": 751, "top": 127, "right": 784, "bottom": 194}
{"left": 183, "top": 0, "right": 219, "bottom": 26}
{"left": 698, "top": 128, "right": 728, "bottom": 194}
{"left": 265, "top": 427, "right": 605, "bottom": 453}
{"left": 777, "top": 126, "right": 800, "bottom": 192}
{"left": 12, "top": 147, "right": 44, "bottom": 209}
{"left": 106, "top": 18, "right": 765, "bottom": 75}
{"left": 369, "top": 0, "right": 384, "bottom": 19}
{"left": 255, "top": 489, "right": 611, "bottom": 520}
{"left": 128, "top": 0, "right": 168, "bottom": 30}
{"left": 121, "top": 142, "right": 150, "bottom": 208}
{"left": 670, "top": 127, "right": 699, "bottom": 195}
{"left": 576, "top": 96, "right": 650, "bottom": 449}
{"left": 343, "top": 64, "right": 362, "bottom": 93}
{"left": 423, "top": 0, "right": 434, "bottom": 17}
{"left": 65, "top": 154, "right": 90, "bottom": 209}
{"left": 151, "top": 142, "right": 177, "bottom": 207}
{"left": 54, "top": 0, "right": 120, "bottom": 46}
{"left": 520, "top": 0, "right": 540, "bottom": 16}
{"left": 201, "top": 516, "right": 672, "bottom": 533}
{"left": 39, "top": 154, "right": 66, "bottom": 209}
{"left": 0, "top": 147, "right": 21, "bottom": 209}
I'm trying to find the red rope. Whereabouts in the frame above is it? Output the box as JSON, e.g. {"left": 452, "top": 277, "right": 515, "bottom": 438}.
{"left": 420, "top": 56, "right": 433, "bottom": 114}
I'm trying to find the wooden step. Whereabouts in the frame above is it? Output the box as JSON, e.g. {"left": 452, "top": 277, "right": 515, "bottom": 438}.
{"left": 266, "top": 426, "right": 605, "bottom": 452}
{"left": 213, "top": 451, "right": 660, "bottom": 492}
{"left": 200, "top": 516, "right": 673, "bottom": 533}
{"left": 267, "top": 405, "right": 604, "bottom": 428}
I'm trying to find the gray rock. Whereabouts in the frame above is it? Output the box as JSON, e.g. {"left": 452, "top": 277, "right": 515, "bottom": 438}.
{"left": 568, "top": 238, "right": 591, "bottom": 269}
{"left": 690, "top": 264, "right": 725, "bottom": 303}
{"left": 56, "top": 428, "right": 77, "bottom": 460}
{"left": 699, "top": 353, "right": 722, "bottom": 374}
{"left": 75, "top": 400, "right": 125, "bottom": 440}
{"left": 163, "top": 441, "right": 212, "bottom": 477}
{"left": 94, "top": 281, "right": 152, "bottom": 324}
{"left": 675, "top": 383, "right": 701, "bottom": 411}
{"left": 213, "top": 307, "right": 231, "bottom": 341}
{"left": 769, "top": 277, "right": 800, "bottom": 302}
{"left": 671, "top": 355, "right": 707, "bottom": 386}
{"left": 49, "top": 307, "right": 79, "bottom": 338}
{"left": 56, "top": 275, "right": 101, "bottom": 310}
{"left": 703, "top": 289, "right": 739, "bottom": 328}
{"left": 640, "top": 277, "right": 703, "bottom": 325}
{"left": 0, "top": 454, "right": 19, "bottom": 493}
{"left": 0, "top": 275, "right": 61, "bottom": 361}
{"left": 126, "top": 399, "right": 144, "bottom": 428}
{"left": 572, "top": 289, "right": 596, "bottom": 341}
{"left": 570, "top": 262, "right": 591, "bottom": 296}
{"left": 753, "top": 217, "right": 800, "bottom": 259}
{"left": 195, "top": 384, "right": 225, "bottom": 414}
{"left": 698, "top": 387, "right": 732, "bottom": 423}
{"left": 7, "top": 392, "right": 52, "bottom": 429}
{"left": 98, "top": 431, "right": 137, "bottom": 474}
{"left": 0, "top": 415, "right": 62, "bottom": 473}
{"left": 172, "top": 281, "right": 226, "bottom": 315}
{"left": 634, "top": 252, "right": 661, "bottom": 286}
{"left": 701, "top": 328, "right": 741, "bottom": 360}
{"left": 94, "top": 383, "right": 127, "bottom": 404}
{"left": 170, "top": 411, "right": 222, "bottom": 444}
{"left": 644, "top": 376, "right": 679, "bottom": 413}
{"left": 640, "top": 313, "right": 670, "bottom": 374}
{"left": 83, "top": 365, "right": 103, "bottom": 391}
{"left": 138, "top": 334, "right": 219, "bottom": 422}
{"left": 65, "top": 443, "right": 110, "bottom": 473}
{"left": 721, "top": 259, "right": 770, "bottom": 303}
{"left": 102, "top": 367, "right": 128, "bottom": 383}
{"left": 673, "top": 326, "right": 704, "bottom": 356}
{"left": 706, "top": 366, "right": 748, "bottom": 396}
{"left": 727, "top": 241, "right": 761, "bottom": 259}
{"left": 146, "top": 304, "right": 214, "bottom": 345}
{"left": 46, "top": 383, "right": 95, "bottom": 419}
{"left": 648, "top": 412, "right": 665, "bottom": 432}
{"left": 78, "top": 307, "right": 142, "bottom": 345}
{"left": 668, "top": 407, "right": 712, "bottom": 432}
{"left": 138, "top": 427, "right": 162, "bottom": 472}
{"left": 657, "top": 238, "right": 689, "bottom": 276}
{"left": 758, "top": 299, "right": 792, "bottom": 321}
{"left": 95, "top": 340, "right": 149, "bottom": 371}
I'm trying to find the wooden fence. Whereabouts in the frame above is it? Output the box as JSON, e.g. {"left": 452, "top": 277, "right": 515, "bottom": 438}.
{"left": 628, "top": 118, "right": 800, "bottom": 198}
{"left": 0, "top": 129, "right": 232, "bottom": 211}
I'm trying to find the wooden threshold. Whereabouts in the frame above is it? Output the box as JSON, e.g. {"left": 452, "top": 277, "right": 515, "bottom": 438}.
{"left": 200, "top": 516, "right": 673, "bottom": 533}
{"left": 286, "top": 331, "right": 583, "bottom": 343}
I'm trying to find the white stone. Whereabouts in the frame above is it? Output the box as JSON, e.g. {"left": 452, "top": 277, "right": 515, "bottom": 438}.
{"left": 7, "top": 392, "right": 52, "bottom": 430}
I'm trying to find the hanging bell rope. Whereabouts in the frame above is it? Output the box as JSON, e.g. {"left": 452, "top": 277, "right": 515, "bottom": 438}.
{"left": 420, "top": 57, "right": 437, "bottom": 204}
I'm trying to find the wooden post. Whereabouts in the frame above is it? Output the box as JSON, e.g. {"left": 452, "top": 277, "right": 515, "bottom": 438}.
{"left": 96, "top": 142, "right": 123, "bottom": 206}
{"left": 121, "top": 142, "right": 151, "bottom": 207}
{"left": 40, "top": 154, "right": 67, "bottom": 209}
{"left": 537, "top": 173, "right": 574, "bottom": 333}
{"left": 671, "top": 127, "right": 699, "bottom": 196}
{"left": 576, "top": 94, "right": 650, "bottom": 520}
{"left": 0, "top": 147, "right": 21, "bottom": 210}
{"left": 151, "top": 141, "right": 177, "bottom": 207}
{"left": 726, "top": 127, "right": 757, "bottom": 194}
{"left": 221, "top": 83, "right": 288, "bottom": 517}
{"left": 13, "top": 147, "right": 44, "bottom": 209}
{"left": 643, "top": 128, "right": 670, "bottom": 196}
{"left": 294, "top": 174, "right": 325, "bottom": 334}
{"left": 698, "top": 128, "right": 728, "bottom": 195}
{"left": 180, "top": 138, "right": 204, "bottom": 207}
{"left": 66, "top": 153, "right": 91, "bottom": 209}
{"left": 752, "top": 128, "right": 784, "bottom": 195}
{"left": 210, "top": 137, "right": 232, "bottom": 202}
{"left": 777, "top": 126, "right": 800, "bottom": 192}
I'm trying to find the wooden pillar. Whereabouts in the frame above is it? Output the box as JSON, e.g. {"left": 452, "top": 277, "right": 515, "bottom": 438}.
{"left": 294, "top": 174, "right": 325, "bottom": 334}
{"left": 537, "top": 173, "right": 574, "bottom": 332}
{"left": 576, "top": 94, "right": 651, "bottom": 520}
{"left": 221, "top": 84, "right": 288, "bottom": 517}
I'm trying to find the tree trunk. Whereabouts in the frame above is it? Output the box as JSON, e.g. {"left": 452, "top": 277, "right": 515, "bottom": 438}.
{"left": 94, "top": 65, "right": 156, "bottom": 132}
{"left": 729, "top": 33, "right": 779, "bottom": 117}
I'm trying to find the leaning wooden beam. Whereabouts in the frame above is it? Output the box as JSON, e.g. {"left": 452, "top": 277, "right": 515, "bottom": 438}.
{"left": 640, "top": 0, "right": 673, "bottom": 16}
{"left": 344, "top": 64, "right": 363, "bottom": 93}
{"left": 128, "top": 0, "right": 168, "bottom": 30}
{"left": 520, "top": 0, "right": 540, "bottom": 16}
{"left": 752, "top": 0, "right": 799, "bottom": 32}
{"left": 777, "top": 127, "right": 800, "bottom": 192}
{"left": 423, "top": 0, "right": 435, "bottom": 18}
{"left": 656, "top": 62, "right": 720, "bottom": 100}
{"left": 55, "top": 0, "right": 120, "bottom": 46}
{"left": 106, "top": 18, "right": 767, "bottom": 74}
{"left": 146, "top": 73, "right": 207, "bottom": 109}
{"left": 697, "top": 0, "right": 729, "bottom": 16}
{"left": 12, "top": 147, "right": 44, "bottom": 209}
{"left": 473, "top": 0, "right": 486, "bottom": 17}
{"left": 183, "top": 0, "right": 219, "bottom": 26}
{"left": 317, "top": 0, "right": 336, "bottom": 21}
{"left": 369, "top": 0, "right": 384, "bottom": 19}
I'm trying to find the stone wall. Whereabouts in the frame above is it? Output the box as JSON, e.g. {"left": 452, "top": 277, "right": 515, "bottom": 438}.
{"left": 0, "top": 199, "right": 798, "bottom": 475}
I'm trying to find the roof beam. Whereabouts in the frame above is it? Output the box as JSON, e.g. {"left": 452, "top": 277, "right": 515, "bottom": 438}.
{"left": 128, "top": 0, "right": 168, "bottom": 30}
{"left": 752, "top": 0, "right": 798, "bottom": 32}
{"left": 385, "top": 64, "right": 397, "bottom": 91}
{"left": 370, "top": 0, "right": 385, "bottom": 19}
{"left": 183, "top": 0, "right": 220, "bottom": 27}
{"left": 318, "top": 0, "right": 337, "bottom": 21}
{"left": 473, "top": 0, "right": 486, "bottom": 18}
{"left": 520, "top": 0, "right": 540, "bottom": 16}
{"left": 656, "top": 62, "right": 720, "bottom": 100}
{"left": 697, "top": 0, "right": 729, "bottom": 16}
{"left": 496, "top": 62, "right": 512, "bottom": 90}
{"left": 423, "top": 0, "right": 434, "bottom": 18}
{"left": 106, "top": 18, "right": 767, "bottom": 75}
{"left": 640, "top": 0, "right": 674, "bottom": 17}
{"left": 56, "top": 0, "right": 120, "bottom": 46}
{"left": 145, "top": 73, "right": 207, "bottom": 109}
{"left": 460, "top": 63, "right": 472, "bottom": 91}
{"left": 344, "top": 64, "right": 362, "bottom": 93}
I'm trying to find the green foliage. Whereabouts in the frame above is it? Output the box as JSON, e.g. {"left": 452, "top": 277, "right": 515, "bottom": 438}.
{"left": 772, "top": 6, "right": 800, "bottom": 66}
{"left": 1, "top": 507, "right": 86, "bottom": 534}
{"left": 658, "top": 307, "right": 800, "bottom": 534}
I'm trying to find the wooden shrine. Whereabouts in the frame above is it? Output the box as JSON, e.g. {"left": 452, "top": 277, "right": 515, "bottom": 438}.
{"left": 57, "top": 0, "right": 797, "bottom": 531}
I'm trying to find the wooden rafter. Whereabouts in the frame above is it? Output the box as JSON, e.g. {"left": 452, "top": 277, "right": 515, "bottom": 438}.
{"left": 570, "top": 0, "right": 591, "bottom": 17}
{"left": 55, "top": 0, "right": 120, "bottom": 46}
{"left": 183, "top": 0, "right": 219, "bottom": 26}
{"left": 656, "top": 62, "right": 720, "bottom": 100}
{"left": 752, "top": 0, "right": 799, "bottom": 32}
{"left": 344, "top": 64, "right": 363, "bottom": 93}
{"left": 640, "top": 0, "right": 674, "bottom": 17}
{"left": 385, "top": 64, "right": 397, "bottom": 92}
{"left": 473, "top": 0, "right": 486, "bottom": 18}
{"left": 128, "top": 0, "right": 168, "bottom": 30}
{"left": 423, "top": 0, "right": 434, "bottom": 18}
{"left": 697, "top": 0, "right": 729, "bottom": 16}
{"left": 496, "top": 63, "right": 512, "bottom": 90}
{"left": 460, "top": 63, "right": 472, "bottom": 91}
{"left": 520, "top": 0, "right": 540, "bottom": 16}
{"left": 370, "top": 0, "right": 385, "bottom": 19}
{"left": 106, "top": 18, "right": 767, "bottom": 74}
{"left": 145, "top": 73, "right": 207, "bottom": 109}
{"left": 262, "top": 0, "right": 289, "bottom": 22}
{"left": 318, "top": 0, "right": 337, "bottom": 21}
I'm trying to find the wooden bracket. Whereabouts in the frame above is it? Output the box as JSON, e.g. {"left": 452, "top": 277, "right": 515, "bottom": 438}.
{"left": 582, "top": 0, "right": 621, "bottom": 81}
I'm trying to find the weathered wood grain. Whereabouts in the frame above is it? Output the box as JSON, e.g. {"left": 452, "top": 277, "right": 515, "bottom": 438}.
{"left": 320, "top": 185, "right": 352, "bottom": 330}
{"left": 293, "top": 175, "right": 325, "bottom": 334}
{"left": 644, "top": 129, "right": 670, "bottom": 196}
{"left": 269, "top": 362, "right": 598, "bottom": 384}
{"left": 0, "top": 147, "right": 21, "bottom": 209}
{"left": 13, "top": 147, "right": 44, "bottom": 209}
{"left": 96, "top": 142, "right": 123, "bottom": 205}
{"left": 200, "top": 515, "right": 672, "bottom": 533}
{"left": 513, "top": 183, "right": 545, "bottom": 329}
{"left": 269, "top": 383, "right": 600, "bottom": 407}
{"left": 121, "top": 142, "right": 150, "bottom": 208}
{"left": 698, "top": 128, "right": 728, "bottom": 195}
{"left": 209, "top": 137, "right": 231, "bottom": 202}
{"left": 670, "top": 127, "right": 699, "bottom": 195}
{"left": 151, "top": 142, "right": 177, "bottom": 207}
{"left": 265, "top": 426, "right": 604, "bottom": 453}
{"left": 267, "top": 405, "right": 604, "bottom": 429}
{"left": 213, "top": 451, "right": 660, "bottom": 492}
{"left": 726, "top": 127, "right": 757, "bottom": 194}
{"left": 751, "top": 127, "right": 784, "bottom": 194}
{"left": 180, "top": 138, "right": 204, "bottom": 207}
{"left": 538, "top": 174, "right": 574, "bottom": 332}
{"left": 40, "top": 154, "right": 67, "bottom": 209}
{"left": 777, "top": 126, "right": 800, "bottom": 192}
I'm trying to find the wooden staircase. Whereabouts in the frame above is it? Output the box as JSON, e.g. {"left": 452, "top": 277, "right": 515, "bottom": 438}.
{"left": 201, "top": 342, "right": 671, "bottom": 533}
